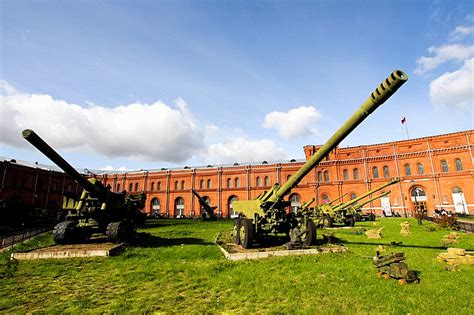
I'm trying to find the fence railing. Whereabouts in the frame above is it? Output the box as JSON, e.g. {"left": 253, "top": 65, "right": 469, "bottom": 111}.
{"left": 0, "top": 226, "right": 52, "bottom": 250}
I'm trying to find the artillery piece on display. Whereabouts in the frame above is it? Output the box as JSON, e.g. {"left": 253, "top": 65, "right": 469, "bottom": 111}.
{"left": 373, "top": 252, "right": 420, "bottom": 284}
{"left": 191, "top": 189, "right": 217, "bottom": 220}
{"left": 22, "top": 129, "right": 146, "bottom": 244}
{"left": 231, "top": 70, "right": 408, "bottom": 249}
{"left": 316, "top": 178, "right": 400, "bottom": 227}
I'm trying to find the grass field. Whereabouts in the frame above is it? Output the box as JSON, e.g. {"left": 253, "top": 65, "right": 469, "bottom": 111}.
{"left": 1, "top": 218, "right": 473, "bottom": 314}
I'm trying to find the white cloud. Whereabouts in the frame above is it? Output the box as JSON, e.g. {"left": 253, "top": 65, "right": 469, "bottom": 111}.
{"left": 263, "top": 106, "right": 321, "bottom": 140}
{"left": 414, "top": 44, "right": 474, "bottom": 74}
{"left": 100, "top": 165, "right": 136, "bottom": 172}
{"left": 0, "top": 83, "right": 204, "bottom": 163}
{"left": 450, "top": 25, "right": 474, "bottom": 41}
{"left": 204, "top": 138, "right": 287, "bottom": 164}
{"left": 429, "top": 58, "right": 474, "bottom": 112}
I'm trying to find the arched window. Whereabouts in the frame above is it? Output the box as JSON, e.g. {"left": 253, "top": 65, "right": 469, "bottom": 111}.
{"left": 383, "top": 165, "right": 389, "bottom": 178}
{"left": 264, "top": 176, "right": 270, "bottom": 186}
{"left": 452, "top": 187, "right": 462, "bottom": 194}
{"left": 343, "top": 169, "right": 349, "bottom": 180}
{"left": 350, "top": 193, "right": 357, "bottom": 200}
{"left": 200, "top": 179, "right": 204, "bottom": 189}
{"left": 353, "top": 168, "right": 359, "bottom": 180}
{"left": 151, "top": 182, "right": 155, "bottom": 191}
{"left": 235, "top": 178, "right": 240, "bottom": 188}
{"left": 174, "top": 197, "right": 185, "bottom": 217}
{"left": 323, "top": 171, "right": 329, "bottom": 182}
{"left": 181, "top": 180, "right": 185, "bottom": 190}
{"left": 441, "top": 160, "right": 448, "bottom": 173}
{"left": 455, "top": 158, "right": 463, "bottom": 172}
{"left": 256, "top": 177, "right": 262, "bottom": 187}
{"left": 321, "top": 194, "right": 330, "bottom": 204}
{"left": 372, "top": 166, "right": 379, "bottom": 179}
{"left": 207, "top": 179, "right": 212, "bottom": 189}
{"left": 286, "top": 175, "right": 291, "bottom": 181}
{"left": 116, "top": 184, "right": 121, "bottom": 192}
{"left": 227, "top": 178, "right": 232, "bottom": 188}
{"left": 228, "top": 195, "right": 239, "bottom": 218}
{"left": 404, "top": 164, "right": 411, "bottom": 176}
{"left": 151, "top": 198, "right": 160, "bottom": 216}
{"left": 417, "top": 163, "right": 424, "bottom": 175}
{"left": 174, "top": 181, "right": 178, "bottom": 190}
{"left": 157, "top": 181, "right": 162, "bottom": 190}
{"left": 317, "top": 171, "right": 322, "bottom": 182}
{"left": 129, "top": 183, "right": 133, "bottom": 191}
{"left": 135, "top": 183, "right": 139, "bottom": 191}
{"left": 290, "top": 194, "right": 301, "bottom": 213}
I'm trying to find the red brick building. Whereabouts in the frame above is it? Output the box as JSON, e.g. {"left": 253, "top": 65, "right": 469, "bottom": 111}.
{"left": 99, "top": 130, "right": 473, "bottom": 218}
{"left": 1, "top": 130, "right": 472, "bottom": 219}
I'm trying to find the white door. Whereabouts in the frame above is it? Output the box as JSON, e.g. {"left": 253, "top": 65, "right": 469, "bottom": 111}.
{"left": 452, "top": 192, "right": 468, "bottom": 214}
{"left": 380, "top": 196, "right": 392, "bottom": 216}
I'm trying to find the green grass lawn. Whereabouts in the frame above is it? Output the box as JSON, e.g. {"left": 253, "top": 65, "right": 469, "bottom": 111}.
{"left": 1, "top": 218, "right": 473, "bottom": 314}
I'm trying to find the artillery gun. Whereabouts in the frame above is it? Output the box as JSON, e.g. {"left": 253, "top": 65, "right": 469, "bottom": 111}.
{"left": 316, "top": 178, "right": 400, "bottom": 227}
{"left": 191, "top": 189, "right": 217, "bottom": 220}
{"left": 352, "top": 191, "right": 391, "bottom": 222}
{"left": 22, "top": 129, "right": 146, "bottom": 244}
{"left": 231, "top": 70, "right": 408, "bottom": 248}
{"left": 373, "top": 251, "right": 420, "bottom": 284}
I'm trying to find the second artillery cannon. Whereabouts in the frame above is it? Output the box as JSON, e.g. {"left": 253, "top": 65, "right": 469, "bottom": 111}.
{"left": 22, "top": 129, "right": 146, "bottom": 244}
{"left": 231, "top": 70, "right": 408, "bottom": 249}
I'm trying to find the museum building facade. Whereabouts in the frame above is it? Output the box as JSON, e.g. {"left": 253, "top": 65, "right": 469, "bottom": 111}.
{"left": 1, "top": 130, "right": 472, "bottom": 219}
{"left": 98, "top": 130, "right": 473, "bottom": 218}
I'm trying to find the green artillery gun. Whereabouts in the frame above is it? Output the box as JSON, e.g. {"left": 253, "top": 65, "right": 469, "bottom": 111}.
{"left": 352, "top": 190, "right": 392, "bottom": 222}
{"left": 299, "top": 198, "right": 316, "bottom": 213}
{"left": 316, "top": 178, "right": 400, "bottom": 227}
{"left": 22, "top": 129, "right": 146, "bottom": 244}
{"left": 191, "top": 189, "right": 217, "bottom": 220}
{"left": 231, "top": 70, "right": 408, "bottom": 248}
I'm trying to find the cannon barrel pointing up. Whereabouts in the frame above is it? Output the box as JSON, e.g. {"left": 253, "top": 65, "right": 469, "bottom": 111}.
{"left": 332, "top": 178, "right": 400, "bottom": 211}
{"left": 272, "top": 70, "right": 407, "bottom": 201}
{"left": 354, "top": 190, "right": 392, "bottom": 210}
{"left": 22, "top": 129, "right": 103, "bottom": 197}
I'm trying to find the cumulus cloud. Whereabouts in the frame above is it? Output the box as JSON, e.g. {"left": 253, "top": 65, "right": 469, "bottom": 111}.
{"left": 100, "top": 165, "right": 136, "bottom": 172}
{"left": 429, "top": 58, "right": 474, "bottom": 112}
{"left": 414, "top": 44, "right": 474, "bottom": 74}
{"left": 263, "top": 106, "right": 321, "bottom": 140}
{"left": 204, "top": 138, "right": 287, "bottom": 164}
{"left": 0, "top": 82, "right": 204, "bottom": 163}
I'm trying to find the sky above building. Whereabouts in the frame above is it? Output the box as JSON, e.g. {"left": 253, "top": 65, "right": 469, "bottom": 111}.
{"left": 1, "top": 0, "right": 473, "bottom": 171}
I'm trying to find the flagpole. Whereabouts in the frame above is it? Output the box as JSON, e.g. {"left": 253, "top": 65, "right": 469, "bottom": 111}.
{"left": 405, "top": 122, "right": 410, "bottom": 140}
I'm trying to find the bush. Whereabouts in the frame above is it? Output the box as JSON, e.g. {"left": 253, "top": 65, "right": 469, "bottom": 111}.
{"left": 434, "top": 216, "right": 460, "bottom": 230}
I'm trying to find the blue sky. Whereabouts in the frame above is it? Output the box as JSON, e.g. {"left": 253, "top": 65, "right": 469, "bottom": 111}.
{"left": 1, "top": 0, "right": 473, "bottom": 171}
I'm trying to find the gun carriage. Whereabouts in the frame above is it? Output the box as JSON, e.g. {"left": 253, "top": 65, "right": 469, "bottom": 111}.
{"left": 231, "top": 70, "right": 408, "bottom": 248}
{"left": 22, "top": 129, "right": 146, "bottom": 244}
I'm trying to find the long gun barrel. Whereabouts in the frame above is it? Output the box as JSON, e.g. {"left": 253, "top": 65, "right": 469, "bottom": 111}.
{"left": 271, "top": 70, "right": 407, "bottom": 202}
{"left": 333, "top": 178, "right": 399, "bottom": 211}
{"left": 22, "top": 129, "right": 103, "bottom": 197}
{"left": 301, "top": 198, "right": 316, "bottom": 210}
{"left": 352, "top": 190, "right": 392, "bottom": 210}
{"left": 328, "top": 193, "right": 348, "bottom": 205}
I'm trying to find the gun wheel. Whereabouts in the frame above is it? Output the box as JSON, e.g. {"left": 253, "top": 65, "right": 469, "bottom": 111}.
{"left": 323, "top": 216, "right": 334, "bottom": 228}
{"left": 53, "top": 221, "right": 81, "bottom": 244}
{"left": 368, "top": 213, "right": 376, "bottom": 221}
{"left": 345, "top": 215, "right": 355, "bottom": 227}
{"left": 302, "top": 220, "right": 317, "bottom": 247}
{"left": 239, "top": 218, "right": 254, "bottom": 249}
{"left": 230, "top": 219, "right": 241, "bottom": 245}
{"left": 106, "top": 221, "right": 134, "bottom": 243}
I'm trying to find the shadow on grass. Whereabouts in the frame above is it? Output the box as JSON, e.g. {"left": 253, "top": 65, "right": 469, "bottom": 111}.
{"left": 140, "top": 218, "right": 232, "bottom": 229}
{"left": 339, "top": 239, "right": 474, "bottom": 251}
{"left": 128, "top": 232, "right": 213, "bottom": 248}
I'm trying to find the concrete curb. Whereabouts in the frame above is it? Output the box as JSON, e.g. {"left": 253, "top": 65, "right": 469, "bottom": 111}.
{"left": 11, "top": 243, "right": 124, "bottom": 260}
{"left": 217, "top": 244, "right": 346, "bottom": 261}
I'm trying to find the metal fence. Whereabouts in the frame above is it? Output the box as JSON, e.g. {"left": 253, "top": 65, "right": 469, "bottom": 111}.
{"left": 0, "top": 226, "right": 52, "bottom": 250}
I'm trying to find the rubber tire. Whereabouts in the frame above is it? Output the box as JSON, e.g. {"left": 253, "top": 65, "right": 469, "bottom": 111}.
{"left": 230, "top": 219, "right": 241, "bottom": 245}
{"left": 345, "top": 215, "right": 355, "bottom": 227}
{"left": 302, "top": 220, "right": 317, "bottom": 247}
{"left": 53, "top": 221, "right": 79, "bottom": 244}
{"left": 369, "top": 213, "right": 376, "bottom": 221}
{"left": 239, "top": 218, "right": 254, "bottom": 249}
{"left": 323, "top": 216, "right": 334, "bottom": 228}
